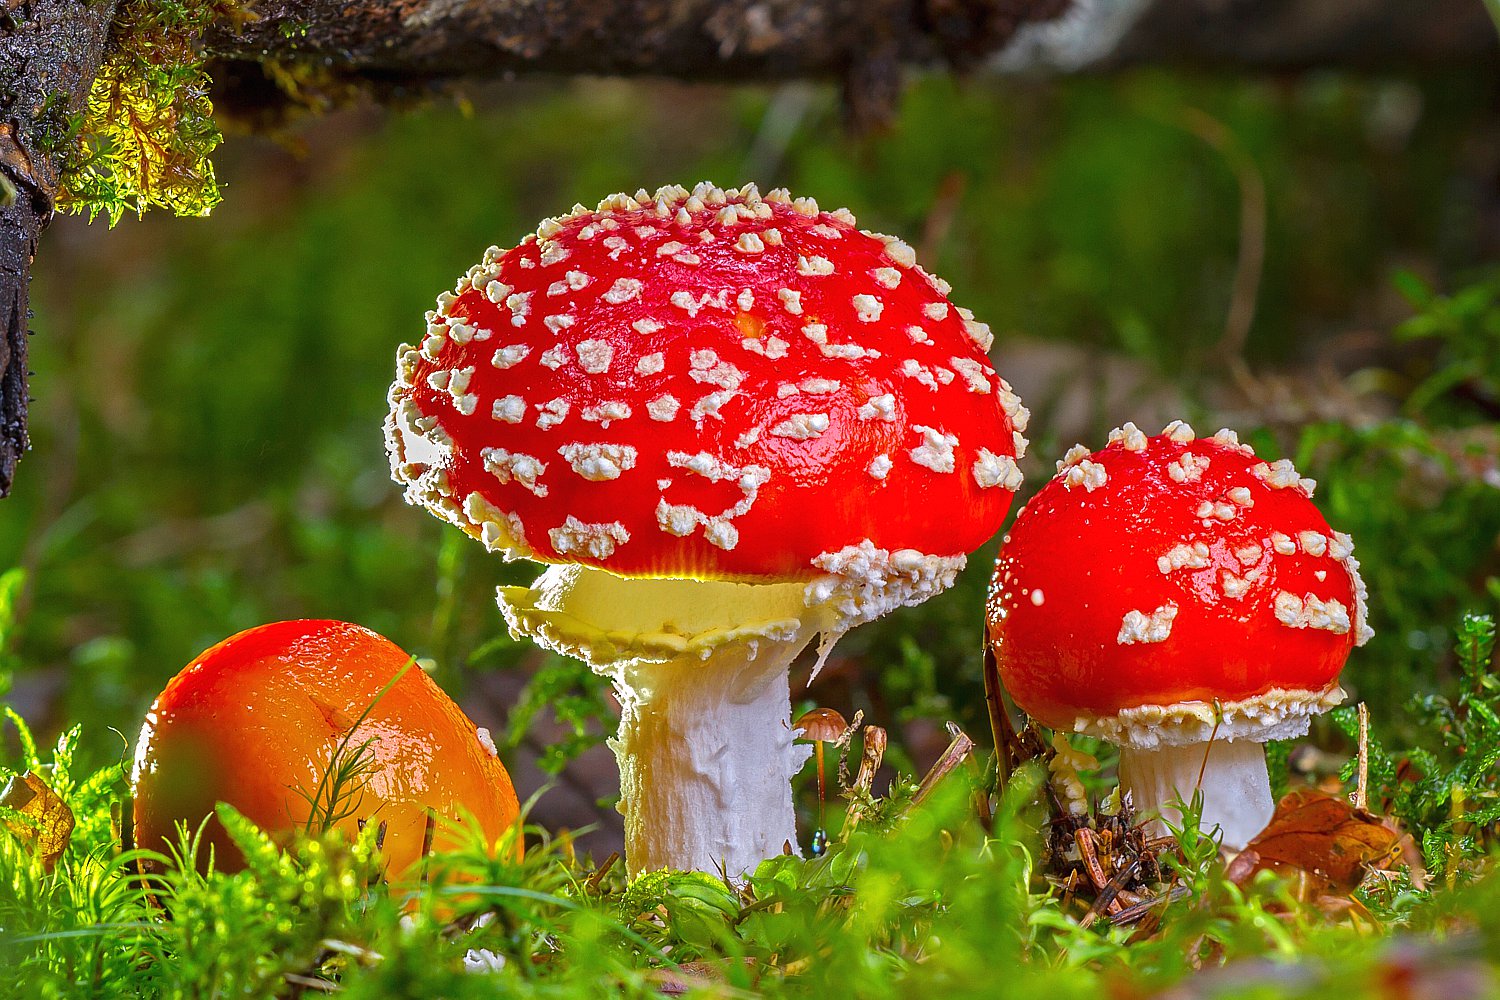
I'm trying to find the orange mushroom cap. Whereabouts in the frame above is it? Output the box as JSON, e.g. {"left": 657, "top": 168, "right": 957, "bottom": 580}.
{"left": 987, "top": 422, "right": 1372, "bottom": 747}
{"left": 793, "top": 707, "right": 849, "bottom": 743}
{"left": 131, "top": 620, "right": 521, "bottom": 876}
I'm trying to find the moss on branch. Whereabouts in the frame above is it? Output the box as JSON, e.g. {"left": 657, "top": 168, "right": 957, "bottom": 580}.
{"left": 56, "top": 0, "right": 254, "bottom": 225}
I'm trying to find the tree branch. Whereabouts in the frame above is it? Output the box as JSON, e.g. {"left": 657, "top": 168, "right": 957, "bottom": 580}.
{"left": 0, "top": 0, "right": 120, "bottom": 496}
{"left": 1108, "top": 0, "right": 1497, "bottom": 71}
{"left": 202, "top": 0, "right": 1071, "bottom": 129}
{"left": 203, "top": 0, "right": 1496, "bottom": 105}
{"left": 205, "top": 0, "right": 1069, "bottom": 81}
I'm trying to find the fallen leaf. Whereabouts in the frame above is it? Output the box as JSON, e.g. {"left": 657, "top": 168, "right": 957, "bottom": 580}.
{"left": 0, "top": 771, "right": 75, "bottom": 870}
{"left": 648, "top": 958, "right": 761, "bottom": 996}
{"left": 1227, "top": 787, "right": 1401, "bottom": 898}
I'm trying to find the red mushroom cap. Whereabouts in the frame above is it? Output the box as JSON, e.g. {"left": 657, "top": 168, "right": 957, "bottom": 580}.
{"left": 386, "top": 182, "right": 1027, "bottom": 582}
{"left": 987, "top": 421, "right": 1371, "bottom": 746}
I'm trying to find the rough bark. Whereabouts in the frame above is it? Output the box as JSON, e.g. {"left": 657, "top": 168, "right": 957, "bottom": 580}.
{"left": 199, "top": 0, "right": 1073, "bottom": 132}
{"left": 992, "top": 0, "right": 1495, "bottom": 74}
{"left": 0, "top": 189, "right": 40, "bottom": 498}
{"left": 1111, "top": 0, "right": 1497, "bottom": 71}
{"left": 0, "top": 0, "right": 120, "bottom": 496}
{"left": 200, "top": 0, "right": 1496, "bottom": 114}
{"left": 203, "top": 0, "right": 1069, "bottom": 82}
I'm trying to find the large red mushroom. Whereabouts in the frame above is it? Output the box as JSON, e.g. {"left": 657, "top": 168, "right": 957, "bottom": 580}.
{"left": 386, "top": 182, "right": 1028, "bottom": 874}
{"left": 987, "top": 421, "right": 1372, "bottom": 849}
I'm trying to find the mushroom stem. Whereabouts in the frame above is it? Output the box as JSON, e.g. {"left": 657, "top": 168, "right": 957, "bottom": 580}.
{"left": 1116, "top": 738, "right": 1274, "bottom": 850}
{"left": 814, "top": 743, "right": 827, "bottom": 826}
{"left": 609, "top": 636, "right": 810, "bottom": 876}
{"left": 498, "top": 564, "right": 827, "bottom": 876}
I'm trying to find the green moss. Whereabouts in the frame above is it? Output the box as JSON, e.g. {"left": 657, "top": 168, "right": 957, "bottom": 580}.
{"left": 57, "top": 0, "right": 251, "bottom": 225}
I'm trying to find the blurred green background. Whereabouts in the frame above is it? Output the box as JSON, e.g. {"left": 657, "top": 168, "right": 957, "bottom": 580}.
{"left": 3, "top": 68, "right": 1498, "bottom": 851}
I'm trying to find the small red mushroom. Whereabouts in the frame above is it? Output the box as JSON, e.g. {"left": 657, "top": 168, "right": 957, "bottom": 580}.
{"left": 131, "top": 620, "right": 522, "bottom": 876}
{"left": 986, "top": 421, "right": 1371, "bottom": 849}
{"left": 386, "top": 182, "right": 1028, "bottom": 875}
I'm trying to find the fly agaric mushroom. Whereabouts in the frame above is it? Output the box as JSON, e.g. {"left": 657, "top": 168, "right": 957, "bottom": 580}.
{"left": 132, "top": 620, "right": 521, "bottom": 875}
{"left": 986, "top": 421, "right": 1372, "bottom": 850}
{"left": 385, "top": 182, "right": 1028, "bottom": 875}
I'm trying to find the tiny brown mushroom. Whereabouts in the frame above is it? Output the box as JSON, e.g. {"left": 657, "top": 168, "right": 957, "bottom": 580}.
{"left": 795, "top": 707, "right": 848, "bottom": 849}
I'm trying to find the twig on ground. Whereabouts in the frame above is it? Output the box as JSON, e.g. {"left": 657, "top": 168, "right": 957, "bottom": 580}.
{"left": 911, "top": 724, "right": 975, "bottom": 808}
{"left": 1355, "top": 702, "right": 1370, "bottom": 813}
{"left": 842, "top": 726, "right": 887, "bottom": 834}
{"left": 586, "top": 852, "right": 620, "bottom": 894}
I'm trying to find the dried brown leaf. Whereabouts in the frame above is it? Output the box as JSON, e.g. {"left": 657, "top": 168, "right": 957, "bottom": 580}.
{"left": 649, "top": 958, "right": 761, "bottom": 996}
{"left": 0, "top": 770, "right": 75, "bottom": 870}
{"left": 1228, "top": 787, "right": 1401, "bottom": 898}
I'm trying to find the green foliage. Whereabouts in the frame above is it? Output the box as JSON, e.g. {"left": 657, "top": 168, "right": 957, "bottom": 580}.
{"left": 1286, "top": 268, "right": 1500, "bottom": 719}
{"left": 0, "top": 569, "right": 24, "bottom": 701}
{"left": 1334, "top": 614, "right": 1500, "bottom": 884}
{"left": 619, "top": 868, "right": 742, "bottom": 956}
{"left": 56, "top": 0, "right": 249, "bottom": 224}
{"left": 884, "top": 635, "right": 952, "bottom": 724}
{"left": 495, "top": 650, "right": 612, "bottom": 776}
{"left": 1394, "top": 269, "right": 1500, "bottom": 423}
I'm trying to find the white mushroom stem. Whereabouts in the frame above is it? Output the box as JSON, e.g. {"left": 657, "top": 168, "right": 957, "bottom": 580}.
{"left": 497, "top": 565, "right": 822, "bottom": 877}
{"left": 1116, "top": 738, "right": 1274, "bottom": 851}
{"left": 607, "top": 635, "right": 811, "bottom": 875}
